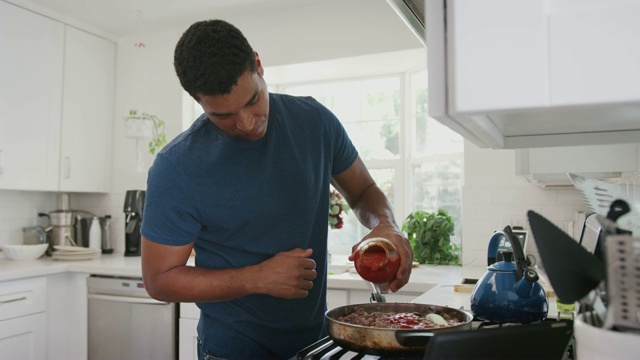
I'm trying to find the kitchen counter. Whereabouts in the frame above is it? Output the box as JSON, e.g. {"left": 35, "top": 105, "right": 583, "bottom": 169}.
{"left": 0, "top": 254, "right": 557, "bottom": 316}
{"left": 0, "top": 254, "right": 146, "bottom": 282}
{"left": 0, "top": 254, "right": 470, "bottom": 286}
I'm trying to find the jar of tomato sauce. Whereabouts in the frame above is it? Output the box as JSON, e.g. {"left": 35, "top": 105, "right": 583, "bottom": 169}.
{"left": 353, "top": 237, "right": 400, "bottom": 292}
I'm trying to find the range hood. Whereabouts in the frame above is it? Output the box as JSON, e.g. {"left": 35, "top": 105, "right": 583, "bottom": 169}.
{"left": 388, "top": 0, "right": 640, "bottom": 150}
{"left": 386, "top": 0, "right": 425, "bottom": 46}
{"left": 515, "top": 144, "right": 640, "bottom": 188}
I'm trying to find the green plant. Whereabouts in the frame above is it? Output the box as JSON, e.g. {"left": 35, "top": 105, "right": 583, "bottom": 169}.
{"left": 126, "top": 109, "right": 168, "bottom": 154}
{"left": 402, "top": 209, "right": 460, "bottom": 265}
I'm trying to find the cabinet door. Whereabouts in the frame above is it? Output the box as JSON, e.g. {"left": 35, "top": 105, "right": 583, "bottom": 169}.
{"left": 447, "top": 0, "right": 547, "bottom": 112}
{"left": 327, "top": 289, "right": 349, "bottom": 308}
{"left": 0, "top": 1, "right": 63, "bottom": 191}
{"left": 549, "top": 1, "right": 640, "bottom": 106}
{"left": 179, "top": 318, "right": 199, "bottom": 360}
{"left": 60, "top": 26, "right": 115, "bottom": 192}
{"left": 0, "top": 312, "right": 47, "bottom": 360}
{"left": 348, "top": 290, "right": 420, "bottom": 304}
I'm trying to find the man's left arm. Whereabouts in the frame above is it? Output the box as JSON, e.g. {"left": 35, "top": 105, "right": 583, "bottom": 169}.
{"left": 331, "top": 156, "right": 413, "bottom": 292}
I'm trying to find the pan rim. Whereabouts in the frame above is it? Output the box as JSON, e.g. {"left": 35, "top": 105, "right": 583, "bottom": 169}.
{"left": 325, "top": 302, "right": 474, "bottom": 331}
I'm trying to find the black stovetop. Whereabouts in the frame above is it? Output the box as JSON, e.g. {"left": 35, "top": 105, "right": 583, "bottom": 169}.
{"left": 297, "top": 317, "right": 575, "bottom": 360}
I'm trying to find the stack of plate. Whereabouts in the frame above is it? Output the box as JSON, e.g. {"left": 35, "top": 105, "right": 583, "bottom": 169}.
{"left": 52, "top": 245, "right": 101, "bottom": 261}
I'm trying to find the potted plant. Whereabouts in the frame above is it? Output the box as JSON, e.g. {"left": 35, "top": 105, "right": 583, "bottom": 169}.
{"left": 124, "top": 109, "right": 168, "bottom": 155}
{"left": 402, "top": 209, "right": 460, "bottom": 265}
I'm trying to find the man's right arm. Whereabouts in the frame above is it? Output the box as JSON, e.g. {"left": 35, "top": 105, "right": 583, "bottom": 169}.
{"left": 140, "top": 236, "right": 317, "bottom": 303}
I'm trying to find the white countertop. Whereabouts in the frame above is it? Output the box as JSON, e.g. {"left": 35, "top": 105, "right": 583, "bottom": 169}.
{"left": 0, "top": 254, "right": 469, "bottom": 288}
{"left": 0, "top": 254, "right": 557, "bottom": 316}
{"left": 0, "top": 254, "right": 146, "bottom": 281}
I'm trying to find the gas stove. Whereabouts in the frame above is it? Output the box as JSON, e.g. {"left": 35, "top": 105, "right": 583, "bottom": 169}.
{"left": 297, "top": 317, "right": 575, "bottom": 360}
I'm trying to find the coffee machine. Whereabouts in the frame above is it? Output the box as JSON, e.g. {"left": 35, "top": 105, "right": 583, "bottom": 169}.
{"left": 124, "top": 190, "right": 145, "bottom": 256}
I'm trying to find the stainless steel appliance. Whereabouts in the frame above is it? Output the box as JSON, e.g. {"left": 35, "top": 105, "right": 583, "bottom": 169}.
{"left": 87, "top": 275, "right": 177, "bottom": 360}
{"left": 124, "top": 190, "right": 145, "bottom": 256}
{"left": 38, "top": 193, "right": 96, "bottom": 254}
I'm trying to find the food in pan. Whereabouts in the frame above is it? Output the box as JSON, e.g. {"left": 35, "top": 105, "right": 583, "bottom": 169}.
{"left": 337, "top": 307, "right": 462, "bottom": 329}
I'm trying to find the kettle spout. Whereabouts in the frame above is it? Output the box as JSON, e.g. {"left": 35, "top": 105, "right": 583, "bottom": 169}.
{"left": 514, "top": 268, "right": 540, "bottom": 298}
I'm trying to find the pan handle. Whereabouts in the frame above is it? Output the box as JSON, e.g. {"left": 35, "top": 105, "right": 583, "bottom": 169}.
{"left": 394, "top": 330, "right": 435, "bottom": 347}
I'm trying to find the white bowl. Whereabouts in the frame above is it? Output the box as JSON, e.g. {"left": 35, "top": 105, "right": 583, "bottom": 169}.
{"left": 2, "top": 244, "right": 48, "bottom": 261}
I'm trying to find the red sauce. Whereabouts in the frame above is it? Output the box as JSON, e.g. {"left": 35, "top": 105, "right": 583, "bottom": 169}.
{"left": 354, "top": 241, "right": 400, "bottom": 284}
{"left": 389, "top": 313, "right": 421, "bottom": 329}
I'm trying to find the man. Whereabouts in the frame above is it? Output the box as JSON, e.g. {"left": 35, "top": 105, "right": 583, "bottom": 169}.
{"left": 141, "top": 19, "right": 412, "bottom": 359}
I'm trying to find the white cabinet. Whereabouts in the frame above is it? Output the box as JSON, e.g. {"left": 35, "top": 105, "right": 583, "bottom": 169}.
{"left": 516, "top": 144, "right": 640, "bottom": 187}
{"left": 426, "top": 0, "right": 640, "bottom": 149}
{"left": 47, "top": 273, "right": 89, "bottom": 360}
{"left": 179, "top": 303, "right": 200, "bottom": 360}
{"left": 0, "top": 276, "right": 47, "bottom": 360}
{"left": 0, "top": 312, "right": 47, "bottom": 360}
{"left": 0, "top": 0, "right": 64, "bottom": 191}
{"left": 327, "top": 288, "right": 422, "bottom": 308}
{"left": 59, "top": 26, "right": 115, "bottom": 192}
{"left": 0, "top": 1, "right": 115, "bottom": 192}
{"left": 327, "top": 289, "right": 349, "bottom": 309}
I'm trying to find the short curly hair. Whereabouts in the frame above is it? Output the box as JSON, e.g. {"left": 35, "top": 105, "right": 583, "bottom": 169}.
{"left": 174, "top": 20, "right": 257, "bottom": 99}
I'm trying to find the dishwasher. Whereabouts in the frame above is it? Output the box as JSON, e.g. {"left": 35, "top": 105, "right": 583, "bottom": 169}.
{"left": 87, "top": 275, "right": 177, "bottom": 360}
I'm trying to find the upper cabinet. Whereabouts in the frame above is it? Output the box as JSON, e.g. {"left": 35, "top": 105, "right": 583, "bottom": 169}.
{"left": 0, "top": 0, "right": 64, "bottom": 191}
{"left": 60, "top": 27, "right": 115, "bottom": 192}
{"left": 0, "top": 1, "right": 115, "bottom": 192}
{"left": 426, "top": 0, "right": 640, "bottom": 149}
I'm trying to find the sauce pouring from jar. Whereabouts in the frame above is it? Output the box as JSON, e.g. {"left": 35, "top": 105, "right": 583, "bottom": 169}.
{"left": 353, "top": 237, "right": 400, "bottom": 294}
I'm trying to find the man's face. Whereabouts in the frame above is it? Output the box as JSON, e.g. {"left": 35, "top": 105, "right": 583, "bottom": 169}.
{"left": 197, "top": 61, "right": 269, "bottom": 141}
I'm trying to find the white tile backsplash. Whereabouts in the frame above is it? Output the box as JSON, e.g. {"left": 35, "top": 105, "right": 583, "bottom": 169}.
{"left": 461, "top": 140, "right": 592, "bottom": 269}
{"left": 0, "top": 190, "right": 57, "bottom": 245}
{"left": 0, "top": 190, "right": 130, "bottom": 255}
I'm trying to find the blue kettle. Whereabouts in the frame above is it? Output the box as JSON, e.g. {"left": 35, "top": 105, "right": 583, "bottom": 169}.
{"left": 470, "top": 226, "right": 548, "bottom": 323}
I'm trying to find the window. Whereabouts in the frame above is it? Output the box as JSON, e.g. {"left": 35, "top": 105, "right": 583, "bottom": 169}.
{"left": 184, "top": 49, "right": 463, "bottom": 258}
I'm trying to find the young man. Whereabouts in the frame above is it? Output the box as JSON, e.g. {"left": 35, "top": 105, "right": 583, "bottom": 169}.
{"left": 141, "top": 19, "right": 412, "bottom": 359}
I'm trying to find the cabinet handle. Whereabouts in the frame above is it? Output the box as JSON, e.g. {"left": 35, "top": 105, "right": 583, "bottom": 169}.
{"left": 0, "top": 149, "right": 3, "bottom": 174}
{"left": 64, "top": 156, "right": 71, "bottom": 179}
{"left": 0, "top": 296, "right": 27, "bottom": 304}
{"left": 88, "top": 293, "right": 170, "bottom": 305}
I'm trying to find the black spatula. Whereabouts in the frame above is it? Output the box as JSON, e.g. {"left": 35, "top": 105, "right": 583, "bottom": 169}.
{"left": 527, "top": 210, "right": 605, "bottom": 303}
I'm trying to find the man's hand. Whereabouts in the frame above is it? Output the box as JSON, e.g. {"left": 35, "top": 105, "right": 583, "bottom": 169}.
{"left": 350, "top": 223, "right": 413, "bottom": 293}
{"left": 254, "top": 248, "right": 317, "bottom": 299}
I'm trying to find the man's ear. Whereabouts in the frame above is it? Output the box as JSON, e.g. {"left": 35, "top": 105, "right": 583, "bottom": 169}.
{"left": 254, "top": 51, "right": 264, "bottom": 75}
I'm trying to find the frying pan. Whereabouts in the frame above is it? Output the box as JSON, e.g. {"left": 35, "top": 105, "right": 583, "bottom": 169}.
{"left": 325, "top": 302, "right": 474, "bottom": 356}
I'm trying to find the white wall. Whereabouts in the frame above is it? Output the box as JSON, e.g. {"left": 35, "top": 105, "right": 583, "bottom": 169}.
{"left": 460, "top": 140, "right": 588, "bottom": 269}
{"left": 0, "top": 190, "right": 56, "bottom": 245}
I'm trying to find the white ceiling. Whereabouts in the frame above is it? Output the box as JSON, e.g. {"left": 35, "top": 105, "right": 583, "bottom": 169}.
{"left": 8, "top": 0, "right": 336, "bottom": 37}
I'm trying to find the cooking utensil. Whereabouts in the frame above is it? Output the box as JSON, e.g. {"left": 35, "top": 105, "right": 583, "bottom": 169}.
{"left": 527, "top": 210, "right": 605, "bottom": 303}
{"left": 569, "top": 173, "right": 640, "bottom": 236}
{"left": 325, "top": 302, "right": 473, "bottom": 356}
{"left": 470, "top": 226, "right": 548, "bottom": 324}
{"left": 369, "top": 281, "right": 386, "bottom": 303}
{"left": 602, "top": 234, "right": 640, "bottom": 332}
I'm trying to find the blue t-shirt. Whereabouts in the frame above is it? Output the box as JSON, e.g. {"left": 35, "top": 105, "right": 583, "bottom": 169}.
{"left": 142, "top": 93, "right": 357, "bottom": 359}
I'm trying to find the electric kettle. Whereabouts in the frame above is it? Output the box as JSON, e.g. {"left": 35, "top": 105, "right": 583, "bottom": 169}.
{"left": 470, "top": 226, "right": 549, "bottom": 324}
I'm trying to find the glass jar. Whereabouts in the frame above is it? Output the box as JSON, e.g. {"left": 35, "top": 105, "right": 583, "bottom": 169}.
{"left": 353, "top": 237, "right": 400, "bottom": 288}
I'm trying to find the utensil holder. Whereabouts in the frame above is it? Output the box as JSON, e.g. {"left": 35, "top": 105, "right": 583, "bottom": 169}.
{"left": 575, "top": 312, "right": 640, "bottom": 360}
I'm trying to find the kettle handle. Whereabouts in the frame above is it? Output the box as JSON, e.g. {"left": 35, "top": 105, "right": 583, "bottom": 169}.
{"left": 487, "top": 226, "right": 529, "bottom": 280}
